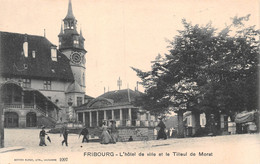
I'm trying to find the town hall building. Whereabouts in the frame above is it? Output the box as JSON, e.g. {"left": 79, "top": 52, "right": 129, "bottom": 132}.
{"left": 0, "top": 0, "right": 89, "bottom": 128}
{"left": 0, "top": 0, "right": 158, "bottom": 142}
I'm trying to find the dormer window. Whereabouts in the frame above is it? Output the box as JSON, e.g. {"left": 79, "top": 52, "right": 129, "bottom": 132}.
{"left": 23, "top": 41, "right": 28, "bottom": 58}
{"left": 32, "top": 51, "right": 36, "bottom": 58}
{"left": 51, "top": 46, "right": 57, "bottom": 61}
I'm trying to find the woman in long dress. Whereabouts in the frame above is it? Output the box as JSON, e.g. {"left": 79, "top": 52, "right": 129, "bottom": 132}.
{"left": 157, "top": 119, "right": 167, "bottom": 140}
{"left": 100, "top": 121, "right": 111, "bottom": 144}
{"left": 109, "top": 120, "right": 118, "bottom": 144}
{"left": 39, "top": 126, "right": 47, "bottom": 146}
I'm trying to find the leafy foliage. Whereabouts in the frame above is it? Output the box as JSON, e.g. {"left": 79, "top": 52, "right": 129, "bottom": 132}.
{"left": 132, "top": 16, "right": 259, "bottom": 117}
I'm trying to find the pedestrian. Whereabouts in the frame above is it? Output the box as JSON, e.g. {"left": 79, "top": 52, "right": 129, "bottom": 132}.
{"left": 39, "top": 126, "right": 47, "bottom": 146}
{"left": 100, "top": 121, "right": 111, "bottom": 144}
{"left": 109, "top": 120, "right": 118, "bottom": 144}
{"left": 208, "top": 114, "right": 216, "bottom": 136}
{"left": 128, "top": 136, "right": 133, "bottom": 142}
{"left": 79, "top": 126, "right": 89, "bottom": 143}
{"left": 60, "top": 126, "right": 69, "bottom": 146}
{"left": 157, "top": 117, "right": 167, "bottom": 140}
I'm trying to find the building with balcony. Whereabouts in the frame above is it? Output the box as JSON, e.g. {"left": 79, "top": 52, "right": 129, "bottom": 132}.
{"left": 0, "top": 81, "right": 59, "bottom": 128}
{"left": 0, "top": 0, "right": 89, "bottom": 128}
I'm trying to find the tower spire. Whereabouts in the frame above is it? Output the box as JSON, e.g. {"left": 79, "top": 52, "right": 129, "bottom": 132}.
{"left": 59, "top": 24, "right": 63, "bottom": 35}
{"left": 65, "top": 0, "right": 75, "bottom": 20}
{"left": 80, "top": 27, "right": 83, "bottom": 36}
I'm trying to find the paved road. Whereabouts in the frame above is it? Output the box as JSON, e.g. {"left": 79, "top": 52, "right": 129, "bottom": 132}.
{"left": 0, "top": 129, "right": 259, "bottom": 164}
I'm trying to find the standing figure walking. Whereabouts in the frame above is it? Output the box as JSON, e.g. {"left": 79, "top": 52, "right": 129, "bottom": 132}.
{"left": 39, "top": 126, "right": 47, "bottom": 146}
{"left": 100, "top": 121, "right": 111, "bottom": 144}
{"left": 79, "top": 126, "right": 89, "bottom": 143}
{"left": 109, "top": 120, "right": 118, "bottom": 144}
{"left": 157, "top": 118, "right": 167, "bottom": 140}
{"left": 60, "top": 126, "right": 69, "bottom": 146}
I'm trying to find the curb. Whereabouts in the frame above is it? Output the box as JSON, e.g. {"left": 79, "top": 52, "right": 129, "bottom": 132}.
{"left": 0, "top": 147, "right": 25, "bottom": 153}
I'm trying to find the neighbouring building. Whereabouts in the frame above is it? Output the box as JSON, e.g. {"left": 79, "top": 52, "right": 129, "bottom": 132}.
{"left": 183, "top": 111, "right": 206, "bottom": 137}
{"left": 0, "top": 0, "right": 89, "bottom": 128}
{"left": 183, "top": 111, "right": 236, "bottom": 136}
{"left": 75, "top": 89, "right": 158, "bottom": 141}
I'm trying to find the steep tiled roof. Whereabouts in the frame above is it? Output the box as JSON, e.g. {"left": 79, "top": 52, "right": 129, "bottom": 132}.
{"left": 0, "top": 31, "right": 74, "bottom": 81}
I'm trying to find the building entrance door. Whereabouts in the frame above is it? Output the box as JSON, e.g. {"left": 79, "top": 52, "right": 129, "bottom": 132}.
{"left": 26, "top": 112, "right": 37, "bottom": 127}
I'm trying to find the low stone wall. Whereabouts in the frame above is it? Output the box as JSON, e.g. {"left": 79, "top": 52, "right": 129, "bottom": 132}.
{"left": 117, "top": 127, "right": 155, "bottom": 142}
{"left": 49, "top": 124, "right": 156, "bottom": 142}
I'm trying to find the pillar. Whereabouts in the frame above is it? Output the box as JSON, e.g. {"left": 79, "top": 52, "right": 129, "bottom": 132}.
{"left": 89, "top": 111, "right": 92, "bottom": 127}
{"left": 104, "top": 110, "right": 107, "bottom": 120}
{"left": 96, "top": 111, "right": 99, "bottom": 127}
{"left": 82, "top": 112, "right": 85, "bottom": 125}
{"left": 112, "top": 110, "right": 114, "bottom": 120}
{"left": 33, "top": 92, "right": 36, "bottom": 109}
{"left": 21, "top": 91, "right": 24, "bottom": 109}
{"left": 128, "top": 108, "right": 132, "bottom": 120}
{"left": 127, "top": 108, "right": 132, "bottom": 126}
{"left": 120, "top": 109, "right": 122, "bottom": 126}
{"left": 120, "top": 109, "right": 122, "bottom": 120}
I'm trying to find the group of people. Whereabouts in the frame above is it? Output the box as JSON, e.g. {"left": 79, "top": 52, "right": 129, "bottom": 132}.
{"left": 38, "top": 125, "right": 89, "bottom": 147}
{"left": 39, "top": 118, "right": 167, "bottom": 146}
{"left": 39, "top": 120, "right": 118, "bottom": 146}
{"left": 100, "top": 120, "right": 118, "bottom": 144}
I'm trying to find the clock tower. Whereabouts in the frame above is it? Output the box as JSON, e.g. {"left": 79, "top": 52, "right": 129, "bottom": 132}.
{"left": 58, "top": 0, "right": 86, "bottom": 92}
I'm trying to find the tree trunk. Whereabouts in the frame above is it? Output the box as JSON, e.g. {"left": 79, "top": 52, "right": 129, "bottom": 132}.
{"left": 177, "top": 111, "right": 184, "bottom": 138}
{"left": 193, "top": 111, "right": 201, "bottom": 136}
{"left": 214, "top": 112, "right": 221, "bottom": 135}
{"left": 205, "top": 112, "right": 211, "bottom": 133}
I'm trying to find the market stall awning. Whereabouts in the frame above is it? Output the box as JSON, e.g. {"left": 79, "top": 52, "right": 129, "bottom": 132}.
{"left": 235, "top": 111, "right": 255, "bottom": 124}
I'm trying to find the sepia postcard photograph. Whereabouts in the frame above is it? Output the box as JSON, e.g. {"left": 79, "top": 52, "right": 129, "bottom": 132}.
{"left": 0, "top": 0, "right": 259, "bottom": 163}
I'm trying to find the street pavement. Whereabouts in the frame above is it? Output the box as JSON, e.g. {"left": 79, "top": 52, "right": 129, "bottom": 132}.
{"left": 0, "top": 129, "right": 259, "bottom": 164}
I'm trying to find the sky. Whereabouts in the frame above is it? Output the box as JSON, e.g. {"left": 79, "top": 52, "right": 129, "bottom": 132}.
{"left": 0, "top": 0, "right": 258, "bottom": 97}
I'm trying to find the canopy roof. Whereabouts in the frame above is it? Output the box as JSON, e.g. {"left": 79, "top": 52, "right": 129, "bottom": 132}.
{"left": 235, "top": 111, "right": 256, "bottom": 124}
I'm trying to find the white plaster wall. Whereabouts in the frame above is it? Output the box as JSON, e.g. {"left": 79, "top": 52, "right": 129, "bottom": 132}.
{"left": 200, "top": 113, "right": 206, "bottom": 127}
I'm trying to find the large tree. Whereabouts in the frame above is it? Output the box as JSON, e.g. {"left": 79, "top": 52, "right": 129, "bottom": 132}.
{"left": 133, "top": 15, "right": 259, "bottom": 137}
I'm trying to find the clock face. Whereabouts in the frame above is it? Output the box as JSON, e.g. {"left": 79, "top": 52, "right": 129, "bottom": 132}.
{"left": 70, "top": 52, "right": 81, "bottom": 64}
